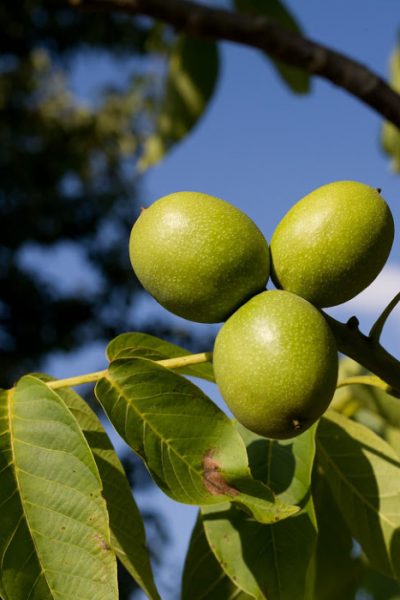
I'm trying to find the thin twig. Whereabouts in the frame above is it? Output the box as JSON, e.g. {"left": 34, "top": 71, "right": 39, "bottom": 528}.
{"left": 369, "top": 291, "right": 400, "bottom": 342}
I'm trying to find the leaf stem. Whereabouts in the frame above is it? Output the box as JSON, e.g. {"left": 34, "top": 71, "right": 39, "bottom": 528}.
{"left": 47, "top": 370, "right": 108, "bottom": 389}
{"left": 45, "top": 352, "right": 213, "bottom": 390}
{"left": 157, "top": 351, "right": 213, "bottom": 369}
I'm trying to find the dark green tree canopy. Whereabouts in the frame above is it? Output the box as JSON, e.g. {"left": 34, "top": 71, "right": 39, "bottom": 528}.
{"left": 0, "top": 2, "right": 161, "bottom": 385}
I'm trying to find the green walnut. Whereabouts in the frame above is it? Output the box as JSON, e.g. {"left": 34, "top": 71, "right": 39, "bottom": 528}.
{"left": 270, "top": 181, "right": 394, "bottom": 307}
{"left": 213, "top": 290, "right": 338, "bottom": 439}
{"left": 129, "top": 191, "right": 270, "bottom": 323}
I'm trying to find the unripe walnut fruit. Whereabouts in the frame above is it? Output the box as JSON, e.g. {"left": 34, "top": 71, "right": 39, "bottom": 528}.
{"left": 270, "top": 181, "right": 394, "bottom": 307}
{"left": 213, "top": 290, "right": 338, "bottom": 439}
{"left": 129, "top": 191, "right": 270, "bottom": 323}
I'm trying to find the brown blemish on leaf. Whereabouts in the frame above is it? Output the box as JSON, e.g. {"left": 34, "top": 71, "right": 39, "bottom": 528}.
{"left": 94, "top": 533, "right": 111, "bottom": 552}
{"left": 202, "top": 451, "right": 239, "bottom": 497}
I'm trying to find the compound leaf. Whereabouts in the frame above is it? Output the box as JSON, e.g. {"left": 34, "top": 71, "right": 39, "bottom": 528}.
{"left": 317, "top": 411, "right": 400, "bottom": 580}
{"left": 201, "top": 424, "right": 317, "bottom": 599}
{"left": 55, "top": 383, "right": 160, "bottom": 600}
{"left": 95, "top": 358, "right": 297, "bottom": 524}
{"left": 0, "top": 377, "right": 118, "bottom": 600}
{"left": 311, "top": 468, "right": 363, "bottom": 600}
{"left": 182, "top": 516, "right": 253, "bottom": 599}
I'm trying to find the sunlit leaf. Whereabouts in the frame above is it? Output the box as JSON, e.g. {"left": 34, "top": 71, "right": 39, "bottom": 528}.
{"left": 317, "top": 410, "right": 400, "bottom": 580}
{"left": 386, "top": 425, "right": 400, "bottom": 458}
{"left": 107, "top": 331, "right": 215, "bottom": 382}
{"left": 0, "top": 378, "right": 118, "bottom": 600}
{"left": 332, "top": 357, "right": 400, "bottom": 435}
{"left": 139, "top": 35, "right": 219, "bottom": 169}
{"left": 95, "top": 358, "right": 297, "bottom": 524}
{"left": 234, "top": 0, "right": 310, "bottom": 93}
{"left": 200, "top": 425, "right": 317, "bottom": 599}
{"left": 55, "top": 383, "right": 160, "bottom": 600}
{"left": 182, "top": 516, "right": 253, "bottom": 599}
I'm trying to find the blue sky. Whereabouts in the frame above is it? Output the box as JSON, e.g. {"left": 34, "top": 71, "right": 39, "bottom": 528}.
{"left": 41, "top": 2, "right": 400, "bottom": 597}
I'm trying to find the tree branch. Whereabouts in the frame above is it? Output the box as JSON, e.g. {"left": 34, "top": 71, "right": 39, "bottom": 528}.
{"left": 324, "top": 313, "right": 400, "bottom": 394}
{"left": 68, "top": 0, "right": 400, "bottom": 127}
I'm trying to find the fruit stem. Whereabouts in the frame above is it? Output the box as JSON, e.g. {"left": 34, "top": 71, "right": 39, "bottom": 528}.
{"left": 292, "top": 419, "right": 302, "bottom": 431}
{"left": 47, "top": 369, "right": 108, "bottom": 389}
{"left": 45, "top": 352, "right": 213, "bottom": 391}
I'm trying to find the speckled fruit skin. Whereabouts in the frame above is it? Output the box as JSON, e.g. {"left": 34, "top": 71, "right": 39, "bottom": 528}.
{"left": 270, "top": 181, "right": 394, "bottom": 307}
{"left": 129, "top": 191, "right": 270, "bottom": 323}
{"left": 213, "top": 290, "right": 338, "bottom": 439}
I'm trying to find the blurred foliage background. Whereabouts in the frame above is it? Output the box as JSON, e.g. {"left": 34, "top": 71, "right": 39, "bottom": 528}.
{"left": 0, "top": 1, "right": 203, "bottom": 389}
{"left": 1, "top": 1, "right": 147, "bottom": 387}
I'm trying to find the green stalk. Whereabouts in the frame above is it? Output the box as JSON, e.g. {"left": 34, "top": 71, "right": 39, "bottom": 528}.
{"left": 46, "top": 352, "right": 213, "bottom": 391}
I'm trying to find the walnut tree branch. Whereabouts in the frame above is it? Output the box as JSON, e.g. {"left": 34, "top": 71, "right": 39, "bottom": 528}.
{"left": 68, "top": 0, "right": 400, "bottom": 128}
{"left": 324, "top": 313, "right": 400, "bottom": 394}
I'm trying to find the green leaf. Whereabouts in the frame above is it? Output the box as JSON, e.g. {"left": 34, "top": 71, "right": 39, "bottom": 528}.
{"left": 234, "top": 0, "right": 310, "bottom": 94}
{"left": 182, "top": 516, "right": 253, "bottom": 599}
{"left": 317, "top": 410, "right": 400, "bottom": 580}
{"left": 201, "top": 425, "right": 317, "bottom": 599}
{"left": 139, "top": 35, "right": 219, "bottom": 169}
{"left": 0, "top": 378, "right": 118, "bottom": 600}
{"left": 386, "top": 425, "right": 400, "bottom": 457}
{"left": 381, "top": 46, "right": 400, "bottom": 172}
{"left": 382, "top": 121, "right": 400, "bottom": 172}
{"left": 376, "top": 394, "right": 400, "bottom": 430}
{"left": 54, "top": 383, "right": 160, "bottom": 600}
{"left": 106, "top": 331, "right": 215, "bottom": 382}
{"left": 332, "top": 357, "right": 399, "bottom": 435}
{"left": 311, "top": 468, "right": 363, "bottom": 600}
{"left": 360, "top": 567, "right": 400, "bottom": 599}
{"left": 95, "top": 358, "right": 297, "bottom": 523}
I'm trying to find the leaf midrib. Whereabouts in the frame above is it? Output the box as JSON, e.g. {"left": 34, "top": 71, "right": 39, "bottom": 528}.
{"left": 317, "top": 439, "right": 399, "bottom": 530}
{"left": 6, "top": 386, "right": 55, "bottom": 598}
{"left": 318, "top": 438, "right": 398, "bottom": 578}
{"left": 266, "top": 442, "right": 282, "bottom": 600}
{"left": 103, "top": 372, "right": 214, "bottom": 500}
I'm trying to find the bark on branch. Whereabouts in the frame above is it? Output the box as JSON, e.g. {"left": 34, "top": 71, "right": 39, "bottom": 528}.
{"left": 324, "top": 314, "right": 400, "bottom": 393}
{"left": 67, "top": 0, "right": 400, "bottom": 127}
